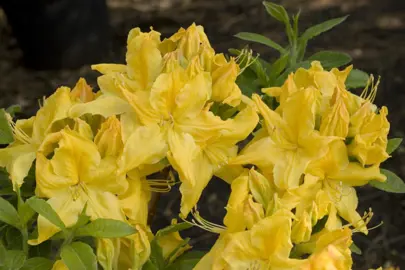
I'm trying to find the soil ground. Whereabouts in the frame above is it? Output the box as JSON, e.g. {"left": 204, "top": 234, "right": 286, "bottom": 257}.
{"left": 1, "top": 0, "right": 405, "bottom": 269}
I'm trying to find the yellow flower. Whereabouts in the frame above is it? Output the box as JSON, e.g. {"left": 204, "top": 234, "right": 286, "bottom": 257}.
{"left": 196, "top": 210, "right": 303, "bottom": 270}
{"left": 232, "top": 90, "right": 335, "bottom": 190}
{"left": 0, "top": 87, "right": 73, "bottom": 190}
{"left": 97, "top": 225, "right": 152, "bottom": 270}
{"left": 210, "top": 54, "right": 242, "bottom": 107}
{"left": 29, "top": 126, "right": 128, "bottom": 245}
{"left": 117, "top": 60, "right": 257, "bottom": 217}
{"left": 348, "top": 102, "right": 390, "bottom": 166}
{"left": 297, "top": 227, "right": 353, "bottom": 270}
{"left": 94, "top": 115, "right": 124, "bottom": 158}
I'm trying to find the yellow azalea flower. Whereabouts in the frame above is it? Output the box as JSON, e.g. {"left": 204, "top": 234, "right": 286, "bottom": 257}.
{"left": 0, "top": 78, "right": 97, "bottom": 190}
{"left": 210, "top": 54, "right": 242, "bottom": 107}
{"left": 297, "top": 227, "right": 353, "bottom": 270}
{"left": 94, "top": 115, "right": 124, "bottom": 158}
{"left": 157, "top": 219, "right": 192, "bottom": 263}
{"left": 29, "top": 126, "right": 128, "bottom": 245}
{"left": 197, "top": 210, "right": 303, "bottom": 270}
{"left": 232, "top": 90, "right": 335, "bottom": 190}
{"left": 114, "top": 60, "right": 257, "bottom": 217}
{"left": 160, "top": 23, "right": 213, "bottom": 65}
{"left": 97, "top": 225, "right": 152, "bottom": 270}
{"left": 223, "top": 169, "right": 272, "bottom": 233}
{"left": 52, "top": 260, "right": 69, "bottom": 270}
{"left": 0, "top": 87, "right": 73, "bottom": 190}
{"left": 348, "top": 102, "right": 390, "bottom": 166}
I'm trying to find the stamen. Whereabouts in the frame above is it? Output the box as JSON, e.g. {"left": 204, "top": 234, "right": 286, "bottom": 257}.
{"left": 182, "top": 208, "right": 226, "bottom": 234}
{"left": 7, "top": 115, "right": 32, "bottom": 145}
{"left": 360, "top": 75, "right": 380, "bottom": 103}
{"left": 147, "top": 171, "right": 177, "bottom": 193}
{"left": 235, "top": 48, "right": 259, "bottom": 75}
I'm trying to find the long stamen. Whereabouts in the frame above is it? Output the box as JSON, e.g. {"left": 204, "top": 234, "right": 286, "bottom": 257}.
{"left": 147, "top": 171, "right": 177, "bottom": 193}
{"left": 182, "top": 208, "right": 226, "bottom": 234}
{"left": 360, "top": 75, "right": 380, "bottom": 103}
{"left": 7, "top": 114, "right": 32, "bottom": 145}
{"left": 235, "top": 48, "right": 259, "bottom": 75}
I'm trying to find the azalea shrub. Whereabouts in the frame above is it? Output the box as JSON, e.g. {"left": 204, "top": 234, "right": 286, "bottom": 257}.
{"left": 0, "top": 1, "right": 404, "bottom": 270}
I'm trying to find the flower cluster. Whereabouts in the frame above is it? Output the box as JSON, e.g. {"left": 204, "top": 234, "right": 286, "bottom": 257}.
{"left": 0, "top": 22, "right": 394, "bottom": 270}
{"left": 194, "top": 62, "right": 390, "bottom": 269}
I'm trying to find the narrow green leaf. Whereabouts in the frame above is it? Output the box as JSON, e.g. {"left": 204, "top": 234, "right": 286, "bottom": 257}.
{"left": 148, "top": 239, "right": 165, "bottom": 270}
{"left": 300, "top": 16, "right": 348, "bottom": 42}
{"left": 71, "top": 204, "right": 90, "bottom": 230}
{"left": 350, "top": 243, "right": 362, "bottom": 255}
{"left": 236, "top": 68, "right": 261, "bottom": 97}
{"left": 346, "top": 69, "right": 369, "bottom": 89}
{"left": 263, "top": 1, "right": 289, "bottom": 23}
{"left": 75, "top": 218, "right": 136, "bottom": 238}
{"left": 26, "top": 197, "right": 65, "bottom": 230}
{"left": 21, "top": 257, "right": 53, "bottom": 270}
{"left": 156, "top": 222, "right": 193, "bottom": 238}
{"left": 387, "top": 138, "right": 403, "bottom": 154}
{"left": 0, "top": 197, "right": 21, "bottom": 229}
{"left": 369, "top": 169, "right": 405, "bottom": 193}
{"left": 60, "top": 242, "right": 97, "bottom": 270}
{"left": 19, "top": 201, "right": 36, "bottom": 225}
{"left": 0, "top": 109, "right": 14, "bottom": 145}
{"left": 1, "top": 250, "right": 26, "bottom": 270}
{"left": 307, "top": 51, "right": 352, "bottom": 70}
{"left": 234, "top": 32, "right": 285, "bottom": 53}
{"left": 269, "top": 53, "right": 289, "bottom": 84}
{"left": 166, "top": 251, "right": 207, "bottom": 270}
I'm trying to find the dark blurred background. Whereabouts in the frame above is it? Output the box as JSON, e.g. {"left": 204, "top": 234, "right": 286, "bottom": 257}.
{"left": 1, "top": 0, "right": 405, "bottom": 269}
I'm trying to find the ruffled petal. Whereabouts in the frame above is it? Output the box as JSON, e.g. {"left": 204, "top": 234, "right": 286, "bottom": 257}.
{"left": 69, "top": 95, "right": 132, "bottom": 118}
{"left": 119, "top": 124, "right": 167, "bottom": 174}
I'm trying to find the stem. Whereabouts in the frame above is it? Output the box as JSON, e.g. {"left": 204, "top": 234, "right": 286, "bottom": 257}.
{"left": 21, "top": 227, "right": 29, "bottom": 256}
{"left": 56, "top": 232, "right": 74, "bottom": 259}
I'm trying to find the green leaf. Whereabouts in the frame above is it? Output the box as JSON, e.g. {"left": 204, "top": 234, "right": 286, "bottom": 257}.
{"left": 26, "top": 197, "right": 65, "bottom": 230}
{"left": 75, "top": 218, "right": 136, "bottom": 238}
{"left": 5, "top": 227, "right": 22, "bottom": 250}
{"left": 29, "top": 241, "right": 53, "bottom": 259}
{"left": 0, "top": 109, "right": 14, "bottom": 145}
{"left": 234, "top": 32, "right": 285, "bottom": 53}
{"left": 346, "top": 69, "right": 369, "bottom": 89}
{"left": 387, "top": 138, "right": 403, "bottom": 154}
{"left": 0, "top": 250, "right": 26, "bottom": 270}
{"left": 166, "top": 251, "right": 206, "bottom": 270}
{"left": 19, "top": 201, "right": 36, "bottom": 225}
{"left": 307, "top": 51, "right": 352, "bottom": 70}
{"left": 72, "top": 204, "right": 90, "bottom": 230}
{"left": 269, "top": 53, "right": 289, "bottom": 84}
{"left": 369, "top": 169, "right": 405, "bottom": 193}
{"left": 6, "top": 105, "right": 21, "bottom": 118}
{"left": 263, "top": 1, "right": 289, "bottom": 23}
{"left": 300, "top": 16, "right": 348, "bottom": 42}
{"left": 147, "top": 239, "right": 165, "bottom": 270}
{"left": 156, "top": 222, "right": 193, "bottom": 238}
{"left": 60, "top": 242, "right": 97, "bottom": 270}
{"left": 236, "top": 68, "right": 261, "bottom": 97}
{"left": 0, "top": 197, "right": 21, "bottom": 229}
{"left": 350, "top": 243, "right": 362, "bottom": 255}
{"left": 21, "top": 257, "right": 53, "bottom": 270}
{"left": 0, "top": 242, "right": 6, "bottom": 266}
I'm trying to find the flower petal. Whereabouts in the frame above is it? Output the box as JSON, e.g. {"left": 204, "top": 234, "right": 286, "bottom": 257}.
{"left": 119, "top": 124, "right": 167, "bottom": 174}
{"left": 69, "top": 95, "right": 132, "bottom": 118}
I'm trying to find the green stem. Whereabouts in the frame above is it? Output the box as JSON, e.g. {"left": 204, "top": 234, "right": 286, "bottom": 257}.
{"left": 21, "top": 227, "right": 29, "bottom": 256}
{"left": 56, "top": 232, "right": 74, "bottom": 259}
